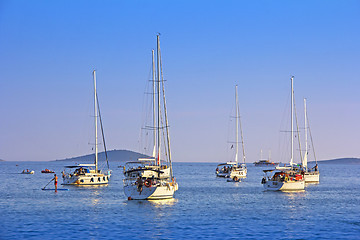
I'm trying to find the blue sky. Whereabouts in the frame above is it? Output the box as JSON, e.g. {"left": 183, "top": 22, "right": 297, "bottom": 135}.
{"left": 0, "top": 0, "right": 359, "bottom": 162}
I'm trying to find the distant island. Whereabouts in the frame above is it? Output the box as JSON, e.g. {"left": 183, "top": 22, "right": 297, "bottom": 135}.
{"left": 53, "top": 149, "right": 149, "bottom": 163}
{"left": 310, "top": 158, "right": 360, "bottom": 165}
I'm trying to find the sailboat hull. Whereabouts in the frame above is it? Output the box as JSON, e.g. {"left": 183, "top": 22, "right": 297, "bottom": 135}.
{"left": 263, "top": 180, "right": 304, "bottom": 191}
{"left": 62, "top": 173, "right": 111, "bottom": 185}
{"left": 304, "top": 172, "right": 320, "bottom": 183}
{"left": 229, "top": 168, "right": 247, "bottom": 179}
{"left": 124, "top": 183, "right": 178, "bottom": 200}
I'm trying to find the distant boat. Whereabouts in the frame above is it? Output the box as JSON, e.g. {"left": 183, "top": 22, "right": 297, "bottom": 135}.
{"left": 41, "top": 169, "right": 55, "bottom": 173}
{"left": 300, "top": 98, "right": 320, "bottom": 183}
{"left": 262, "top": 76, "right": 305, "bottom": 191}
{"left": 216, "top": 85, "right": 247, "bottom": 181}
{"left": 254, "top": 150, "right": 279, "bottom": 167}
{"left": 62, "top": 70, "right": 111, "bottom": 185}
{"left": 123, "top": 34, "right": 178, "bottom": 200}
{"left": 21, "top": 169, "right": 34, "bottom": 174}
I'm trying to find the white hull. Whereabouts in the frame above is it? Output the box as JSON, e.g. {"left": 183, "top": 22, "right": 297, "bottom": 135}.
{"left": 304, "top": 172, "right": 320, "bottom": 183}
{"left": 21, "top": 171, "right": 34, "bottom": 174}
{"left": 124, "top": 182, "right": 178, "bottom": 200}
{"left": 216, "top": 172, "right": 230, "bottom": 178}
{"left": 216, "top": 167, "right": 247, "bottom": 178}
{"left": 230, "top": 168, "right": 247, "bottom": 179}
{"left": 62, "top": 172, "right": 110, "bottom": 185}
{"left": 263, "top": 180, "right": 305, "bottom": 191}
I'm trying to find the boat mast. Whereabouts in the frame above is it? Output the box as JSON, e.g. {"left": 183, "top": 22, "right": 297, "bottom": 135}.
{"left": 93, "top": 70, "right": 98, "bottom": 172}
{"left": 290, "top": 76, "right": 294, "bottom": 166}
{"left": 159, "top": 43, "right": 174, "bottom": 178}
{"left": 235, "top": 85, "right": 239, "bottom": 164}
{"left": 152, "top": 49, "right": 156, "bottom": 158}
{"left": 156, "top": 34, "right": 161, "bottom": 166}
{"left": 303, "top": 98, "right": 308, "bottom": 169}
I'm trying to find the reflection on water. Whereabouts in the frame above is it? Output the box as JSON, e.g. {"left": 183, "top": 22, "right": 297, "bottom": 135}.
{"left": 148, "top": 198, "right": 178, "bottom": 206}
{"left": 1, "top": 161, "right": 359, "bottom": 240}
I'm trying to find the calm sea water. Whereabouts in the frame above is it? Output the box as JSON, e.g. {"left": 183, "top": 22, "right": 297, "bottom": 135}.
{"left": 0, "top": 161, "right": 359, "bottom": 239}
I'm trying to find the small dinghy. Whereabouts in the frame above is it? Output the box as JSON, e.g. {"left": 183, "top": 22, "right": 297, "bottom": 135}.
{"left": 227, "top": 176, "right": 241, "bottom": 182}
{"left": 21, "top": 169, "right": 34, "bottom": 174}
{"left": 41, "top": 169, "right": 55, "bottom": 173}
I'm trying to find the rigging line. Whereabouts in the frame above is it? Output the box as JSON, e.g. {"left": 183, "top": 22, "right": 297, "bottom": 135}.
{"left": 159, "top": 40, "right": 173, "bottom": 178}
{"left": 292, "top": 90, "right": 303, "bottom": 163}
{"left": 96, "top": 92, "right": 109, "bottom": 170}
{"left": 237, "top": 90, "right": 246, "bottom": 164}
{"left": 306, "top": 112, "right": 318, "bottom": 164}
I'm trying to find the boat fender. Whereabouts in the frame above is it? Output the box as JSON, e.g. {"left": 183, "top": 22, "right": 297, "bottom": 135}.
{"left": 144, "top": 179, "right": 152, "bottom": 188}
{"left": 261, "top": 178, "right": 266, "bottom": 184}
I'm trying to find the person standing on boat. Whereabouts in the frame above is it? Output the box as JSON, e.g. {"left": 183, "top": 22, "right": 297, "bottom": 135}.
{"left": 136, "top": 176, "right": 143, "bottom": 193}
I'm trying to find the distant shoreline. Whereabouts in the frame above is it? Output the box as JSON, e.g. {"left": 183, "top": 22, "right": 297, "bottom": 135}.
{"left": 309, "top": 158, "right": 360, "bottom": 165}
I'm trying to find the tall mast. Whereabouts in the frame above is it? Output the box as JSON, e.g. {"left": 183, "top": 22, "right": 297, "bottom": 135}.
{"left": 156, "top": 34, "right": 161, "bottom": 166}
{"left": 152, "top": 49, "right": 156, "bottom": 158}
{"left": 290, "top": 76, "right": 294, "bottom": 166}
{"left": 235, "top": 85, "right": 239, "bottom": 164}
{"left": 303, "top": 98, "right": 308, "bottom": 169}
{"left": 159, "top": 44, "right": 173, "bottom": 177}
{"left": 93, "top": 70, "right": 98, "bottom": 172}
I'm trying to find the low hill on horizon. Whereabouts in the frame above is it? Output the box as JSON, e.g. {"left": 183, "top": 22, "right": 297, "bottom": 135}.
{"left": 53, "top": 149, "right": 150, "bottom": 163}
{"left": 310, "top": 158, "right": 360, "bottom": 165}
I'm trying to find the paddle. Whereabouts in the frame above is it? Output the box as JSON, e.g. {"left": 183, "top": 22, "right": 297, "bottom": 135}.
{"left": 42, "top": 178, "right": 54, "bottom": 190}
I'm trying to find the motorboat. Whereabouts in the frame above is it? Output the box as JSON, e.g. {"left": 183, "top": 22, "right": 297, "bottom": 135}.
{"left": 254, "top": 150, "right": 279, "bottom": 166}
{"left": 21, "top": 169, "right": 34, "bottom": 174}
{"left": 41, "top": 169, "right": 55, "bottom": 173}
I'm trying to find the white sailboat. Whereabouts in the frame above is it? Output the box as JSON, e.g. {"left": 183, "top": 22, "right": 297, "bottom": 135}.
{"left": 62, "top": 70, "right": 111, "bottom": 185}
{"left": 216, "top": 85, "right": 247, "bottom": 181}
{"left": 123, "top": 34, "right": 178, "bottom": 200}
{"left": 262, "top": 76, "right": 305, "bottom": 191}
{"left": 301, "top": 98, "right": 320, "bottom": 183}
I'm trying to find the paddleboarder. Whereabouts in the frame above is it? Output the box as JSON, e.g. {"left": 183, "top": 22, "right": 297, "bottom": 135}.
{"left": 53, "top": 174, "right": 58, "bottom": 191}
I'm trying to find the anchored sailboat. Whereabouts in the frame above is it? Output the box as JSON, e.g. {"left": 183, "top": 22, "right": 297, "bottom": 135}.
{"left": 216, "top": 85, "right": 247, "bottom": 181}
{"left": 123, "top": 34, "right": 178, "bottom": 200}
{"left": 262, "top": 76, "right": 305, "bottom": 191}
{"left": 62, "top": 70, "right": 111, "bottom": 185}
{"left": 301, "top": 98, "right": 320, "bottom": 182}
{"left": 254, "top": 149, "right": 279, "bottom": 166}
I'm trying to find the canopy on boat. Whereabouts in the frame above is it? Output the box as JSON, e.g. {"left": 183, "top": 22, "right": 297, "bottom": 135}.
{"left": 217, "top": 162, "right": 237, "bottom": 167}
{"left": 138, "top": 158, "right": 156, "bottom": 162}
{"left": 124, "top": 168, "right": 164, "bottom": 174}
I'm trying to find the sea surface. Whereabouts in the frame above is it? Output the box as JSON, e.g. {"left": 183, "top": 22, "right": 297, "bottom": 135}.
{"left": 0, "top": 161, "right": 359, "bottom": 239}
